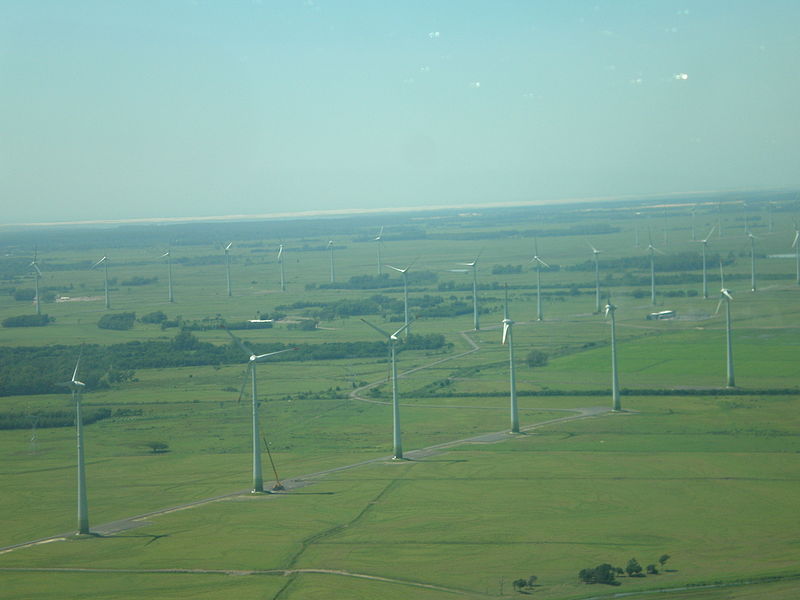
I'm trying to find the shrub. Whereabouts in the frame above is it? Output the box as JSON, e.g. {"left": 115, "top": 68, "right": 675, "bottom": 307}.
{"left": 97, "top": 312, "right": 136, "bottom": 330}
{"left": 3, "top": 314, "right": 51, "bottom": 327}
{"left": 525, "top": 350, "right": 549, "bottom": 368}
{"left": 140, "top": 310, "right": 167, "bottom": 324}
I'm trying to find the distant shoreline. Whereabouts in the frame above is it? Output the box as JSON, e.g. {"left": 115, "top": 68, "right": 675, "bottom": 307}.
{"left": 1, "top": 187, "right": 789, "bottom": 230}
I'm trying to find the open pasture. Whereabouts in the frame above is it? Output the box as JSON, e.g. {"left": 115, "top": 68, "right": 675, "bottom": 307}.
{"left": 1, "top": 195, "right": 799, "bottom": 598}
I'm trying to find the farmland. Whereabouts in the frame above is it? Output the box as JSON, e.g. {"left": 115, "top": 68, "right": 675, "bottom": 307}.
{"left": 1, "top": 194, "right": 798, "bottom": 599}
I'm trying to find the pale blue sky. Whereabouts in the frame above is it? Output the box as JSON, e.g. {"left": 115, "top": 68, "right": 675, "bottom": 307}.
{"left": 2, "top": 1, "right": 799, "bottom": 224}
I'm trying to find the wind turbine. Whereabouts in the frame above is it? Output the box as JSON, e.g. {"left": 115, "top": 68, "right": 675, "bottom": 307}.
{"left": 452, "top": 252, "right": 481, "bottom": 331}
{"left": 646, "top": 232, "right": 665, "bottom": 306}
{"left": 161, "top": 247, "right": 174, "bottom": 303}
{"left": 60, "top": 354, "right": 90, "bottom": 534}
{"left": 605, "top": 298, "right": 621, "bottom": 411}
{"left": 715, "top": 263, "right": 735, "bottom": 387}
{"left": 360, "top": 319, "right": 413, "bottom": 459}
{"left": 374, "top": 226, "right": 384, "bottom": 276}
{"left": 224, "top": 328, "right": 294, "bottom": 492}
{"left": 587, "top": 241, "right": 602, "bottom": 313}
{"left": 690, "top": 205, "right": 698, "bottom": 241}
{"left": 327, "top": 240, "right": 336, "bottom": 283}
{"left": 386, "top": 260, "right": 415, "bottom": 337}
{"left": 223, "top": 242, "right": 233, "bottom": 297}
{"left": 29, "top": 249, "right": 42, "bottom": 315}
{"left": 501, "top": 285, "right": 519, "bottom": 433}
{"left": 530, "top": 238, "right": 550, "bottom": 321}
{"left": 634, "top": 212, "right": 642, "bottom": 248}
{"left": 693, "top": 224, "right": 717, "bottom": 299}
{"left": 91, "top": 255, "right": 110, "bottom": 309}
{"left": 792, "top": 224, "right": 800, "bottom": 285}
{"left": 747, "top": 230, "right": 759, "bottom": 292}
{"left": 277, "top": 244, "right": 286, "bottom": 291}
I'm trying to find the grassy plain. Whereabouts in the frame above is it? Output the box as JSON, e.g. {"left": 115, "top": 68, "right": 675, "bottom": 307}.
{"left": 1, "top": 198, "right": 798, "bottom": 599}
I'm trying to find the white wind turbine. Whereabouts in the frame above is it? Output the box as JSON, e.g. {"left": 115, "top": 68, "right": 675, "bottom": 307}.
{"left": 327, "top": 240, "right": 336, "bottom": 283}
{"left": 361, "top": 318, "right": 413, "bottom": 459}
{"left": 693, "top": 224, "right": 717, "bottom": 299}
{"left": 605, "top": 298, "right": 621, "bottom": 411}
{"left": 501, "top": 285, "right": 520, "bottom": 433}
{"left": 386, "top": 260, "right": 416, "bottom": 337}
{"left": 277, "top": 244, "right": 286, "bottom": 291}
{"left": 451, "top": 252, "right": 481, "bottom": 331}
{"left": 690, "top": 204, "right": 698, "bottom": 241}
{"left": 646, "top": 231, "right": 665, "bottom": 306}
{"left": 746, "top": 230, "right": 759, "bottom": 292}
{"left": 225, "top": 328, "right": 295, "bottom": 492}
{"left": 29, "top": 248, "right": 42, "bottom": 316}
{"left": 223, "top": 242, "right": 233, "bottom": 297}
{"left": 161, "top": 247, "right": 174, "bottom": 303}
{"left": 792, "top": 224, "right": 800, "bottom": 285}
{"left": 374, "top": 226, "right": 384, "bottom": 276}
{"left": 587, "top": 241, "right": 602, "bottom": 313}
{"left": 91, "top": 255, "right": 111, "bottom": 309}
{"left": 60, "top": 354, "right": 90, "bottom": 534}
{"left": 715, "top": 263, "right": 735, "bottom": 387}
{"left": 530, "top": 238, "right": 550, "bottom": 321}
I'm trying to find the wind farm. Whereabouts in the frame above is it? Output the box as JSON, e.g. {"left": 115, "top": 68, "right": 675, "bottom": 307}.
{"left": 0, "top": 193, "right": 799, "bottom": 600}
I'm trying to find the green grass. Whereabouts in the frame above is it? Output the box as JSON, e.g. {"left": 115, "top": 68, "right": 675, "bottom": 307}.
{"left": 1, "top": 205, "right": 799, "bottom": 598}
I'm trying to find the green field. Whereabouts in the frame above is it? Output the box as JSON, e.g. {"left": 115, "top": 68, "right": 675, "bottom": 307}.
{"left": 1, "top": 198, "right": 798, "bottom": 598}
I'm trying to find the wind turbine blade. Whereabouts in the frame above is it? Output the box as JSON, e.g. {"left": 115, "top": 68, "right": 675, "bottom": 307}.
{"left": 253, "top": 347, "right": 296, "bottom": 361}
{"left": 225, "top": 242, "right": 233, "bottom": 251}
{"left": 457, "top": 262, "right": 476, "bottom": 267}
{"left": 90, "top": 257, "right": 106, "bottom": 269}
{"left": 722, "top": 289, "right": 733, "bottom": 301}
{"left": 604, "top": 305, "right": 610, "bottom": 317}
{"left": 536, "top": 257, "right": 550, "bottom": 268}
{"left": 714, "top": 298, "right": 723, "bottom": 315}
{"left": 386, "top": 264, "right": 405, "bottom": 273}
{"left": 223, "top": 327, "right": 255, "bottom": 356}
{"left": 448, "top": 268, "right": 470, "bottom": 273}
{"left": 360, "top": 318, "right": 391, "bottom": 339}
{"left": 793, "top": 231, "right": 799, "bottom": 248}
{"left": 237, "top": 367, "right": 250, "bottom": 403}
{"left": 502, "top": 321, "right": 509, "bottom": 345}
{"left": 706, "top": 224, "right": 717, "bottom": 240}
{"left": 587, "top": 241, "right": 599, "bottom": 253}
{"left": 391, "top": 319, "right": 414, "bottom": 339}
{"left": 31, "top": 263, "right": 42, "bottom": 276}
{"left": 277, "top": 245, "right": 283, "bottom": 261}
{"left": 71, "top": 356, "right": 81, "bottom": 383}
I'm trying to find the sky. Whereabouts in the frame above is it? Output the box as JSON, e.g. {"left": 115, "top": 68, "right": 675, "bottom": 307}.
{"left": 2, "top": 1, "right": 799, "bottom": 224}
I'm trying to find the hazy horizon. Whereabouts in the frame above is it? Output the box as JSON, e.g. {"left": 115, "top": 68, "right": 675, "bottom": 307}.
{"left": 3, "top": 1, "right": 799, "bottom": 225}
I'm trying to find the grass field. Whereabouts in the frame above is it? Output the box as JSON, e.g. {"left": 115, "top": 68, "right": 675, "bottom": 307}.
{"left": 1, "top": 199, "right": 798, "bottom": 598}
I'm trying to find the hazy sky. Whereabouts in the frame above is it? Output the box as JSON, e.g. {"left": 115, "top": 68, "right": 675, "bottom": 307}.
{"left": 2, "top": 1, "right": 799, "bottom": 224}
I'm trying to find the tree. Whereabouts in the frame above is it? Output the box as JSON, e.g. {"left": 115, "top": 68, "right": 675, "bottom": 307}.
{"left": 145, "top": 441, "right": 169, "bottom": 454}
{"left": 527, "top": 575, "right": 538, "bottom": 588}
{"left": 512, "top": 578, "right": 527, "bottom": 592}
{"left": 625, "top": 558, "right": 643, "bottom": 577}
{"left": 525, "top": 350, "right": 549, "bottom": 368}
{"left": 658, "top": 554, "right": 671, "bottom": 569}
{"left": 646, "top": 564, "right": 658, "bottom": 575}
{"left": 579, "top": 563, "right": 617, "bottom": 585}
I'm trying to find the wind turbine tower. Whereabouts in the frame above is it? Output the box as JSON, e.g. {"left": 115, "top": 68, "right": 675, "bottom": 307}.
{"left": 361, "top": 319, "right": 412, "bottom": 459}
{"left": 694, "top": 224, "right": 716, "bottom": 299}
{"left": 452, "top": 252, "right": 481, "bottom": 330}
{"left": 162, "top": 248, "right": 174, "bottom": 303}
{"left": 793, "top": 225, "right": 800, "bottom": 285}
{"left": 747, "top": 231, "right": 758, "bottom": 292}
{"left": 62, "top": 355, "right": 90, "bottom": 534}
{"left": 502, "top": 286, "right": 520, "bottom": 433}
{"left": 277, "top": 245, "right": 286, "bottom": 291}
{"left": 225, "top": 328, "right": 294, "bottom": 492}
{"left": 91, "top": 256, "right": 110, "bottom": 309}
{"left": 605, "top": 299, "right": 621, "bottom": 411}
{"left": 328, "top": 240, "right": 336, "bottom": 283}
{"left": 716, "top": 265, "right": 735, "bottom": 387}
{"left": 646, "top": 233, "right": 664, "bottom": 306}
{"left": 530, "top": 239, "right": 550, "bottom": 321}
{"left": 374, "top": 226, "right": 384, "bottom": 276}
{"left": 386, "top": 261, "right": 415, "bottom": 337}
{"left": 223, "top": 242, "right": 233, "bottom": 297}
{"left": 30, "top": 249, "right": 42, "bottom": 316}
{"left": 588, "top": 242, "right": 602, "bottom": 313}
